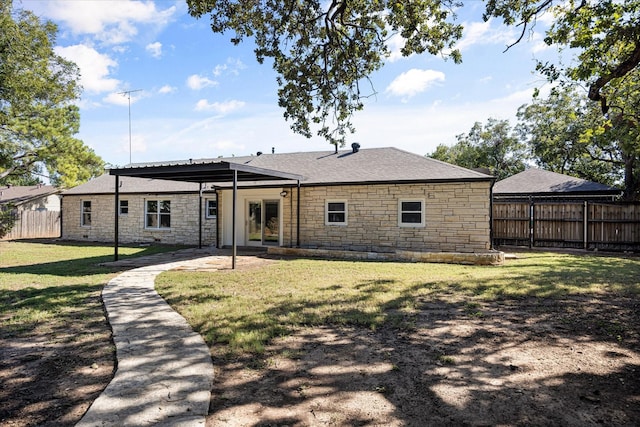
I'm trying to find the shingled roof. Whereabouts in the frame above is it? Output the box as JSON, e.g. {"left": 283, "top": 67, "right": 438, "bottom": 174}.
{"left": 0, "top": 185, "right": 60, "bottom": 205}
{"left": 234, "top": 147, "right": 491, "bottom": 184}
{"left": 494, "top": 169, "right": 620, "bottom": 198}
{"left": 65, "top": 147, "right": 493, "bottom": 194}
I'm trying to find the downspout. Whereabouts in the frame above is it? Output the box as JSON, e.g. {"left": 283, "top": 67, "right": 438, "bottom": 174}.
{"left": 114, "top": 174, "right": 120, "bottom": 261}
{"left": 198, "top": 183, "right": 203, "bottom": 249}
{"left": 296, "top": 180, "right": 301, "bottom": 247}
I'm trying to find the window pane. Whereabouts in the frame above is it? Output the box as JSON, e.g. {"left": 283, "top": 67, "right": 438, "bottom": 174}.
{"left": 160, "top": 213, "right": 171, "bottom": 228}
{"left": 402, "top": 212, "right": 422, "bottom": 223}
{"left": 160, "top": 200, "right": 171, "bottom": 213}
{"left": 120, "top": 200, "right": 128, "bottom": 214}
{"left": 327, "top": 202, "right": 345, "bottom": 212}
{"left": 328, "top": 212, "right": 345, "bottom": 223}
{"left": 402, "top": 201, "right": 422, "bottom": 212}
{"left": 207, "top": 200, "right": 217, "bottom": 217}
{"left": 147, "top": 200, "right": 158, "bottom": 213}
{"left": 146, "top": 214, "right": 157, "bottom": 228}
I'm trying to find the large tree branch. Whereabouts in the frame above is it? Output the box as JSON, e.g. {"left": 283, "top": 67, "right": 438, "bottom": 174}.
{"left": 588, "top": 42, "right": 640, "bottom": 110}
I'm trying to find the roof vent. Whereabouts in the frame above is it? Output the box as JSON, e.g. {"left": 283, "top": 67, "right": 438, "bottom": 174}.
{"left": 272, "top": 147, "right": 275, "bottom": 154}
{"left": 257, "top": 151, "right": 262, "bottom": 156}
{"left": 351, "top": 142, "right": 360, "bottom": 153}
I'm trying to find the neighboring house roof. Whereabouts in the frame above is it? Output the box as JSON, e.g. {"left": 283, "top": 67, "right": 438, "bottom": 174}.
{"left": 65, "top": 147, "right": 493, "bottom": 195}
{"left": 0, "top": 185, "right": 60, "bottom": 206}
{"left": 493, "top": 169, "right": 621, "bottom": 197}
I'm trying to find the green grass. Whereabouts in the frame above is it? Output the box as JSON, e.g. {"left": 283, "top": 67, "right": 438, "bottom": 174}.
{"left": 155, "top": 252, "right": 640, "bottom": 355}
{"left": 0, "top": 240, "right": 185, "bottom": 338}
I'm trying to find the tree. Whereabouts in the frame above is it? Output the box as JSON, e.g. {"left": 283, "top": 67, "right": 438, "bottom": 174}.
{"left": 0, "top": 202, "right": 16, "bottom": 238}
{"left": 0, "top": 0, "right": 104, "bottom": 188}
{"left": 429, "top": 118, "right": 528, "bottom": 180}
{"left": 517, "top": 86, "right": 639, "bottom": 199}
{"left": 189, "top": 1, "right": 639, "bottom": 149}
{"left": 187, "top": 0, "right": 463, "bottom": 148}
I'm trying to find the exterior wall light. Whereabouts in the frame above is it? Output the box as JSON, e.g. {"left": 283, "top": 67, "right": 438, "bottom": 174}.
{"left": 280, "top": 190, "right": 288, "bottom": 197}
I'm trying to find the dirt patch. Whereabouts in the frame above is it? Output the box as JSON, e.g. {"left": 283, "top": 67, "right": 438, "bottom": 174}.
{"left": 207, "top": 295, "right": 640, "bottom": 426}
{"left": 0, "top": 322, "right": 114, "bottom": 426}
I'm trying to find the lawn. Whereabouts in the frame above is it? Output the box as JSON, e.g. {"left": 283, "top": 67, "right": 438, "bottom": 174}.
{"left": 155, "top": 251, "right": 640, "bottom": 354}
{"left": 0, "top": 240, "right": 185, "bottom": 427}
{"left": 155, "top": 251, "right": 640, "bottom": 426}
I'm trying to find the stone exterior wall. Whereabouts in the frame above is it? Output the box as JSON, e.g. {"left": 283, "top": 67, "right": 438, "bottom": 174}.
{"left": 281, "top": 181, "right": 491, "bottom": 253}
{"left": 62, "top": 193, "right": 218, "bottom": 246}
{"left": 63, "top": 180, "right": 491, "bottom": 252}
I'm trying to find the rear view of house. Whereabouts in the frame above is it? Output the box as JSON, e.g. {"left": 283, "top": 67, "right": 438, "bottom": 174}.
{"left": 62, "top": 147, "right": 495, "bottom": 257}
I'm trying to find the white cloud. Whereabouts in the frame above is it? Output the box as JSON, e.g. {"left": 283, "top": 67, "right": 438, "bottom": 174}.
{"left": 158, "top": 85, "right": 176, "bottom": 94}
{"left": 385, "top": 69, "right": 445, "bottom": 99}
{"left": 54, "top": 44, "right": 120, "bottom": 93}
{"left": 194, "top": 99, "right": 245, "bottom": 113}
{"left": 41, "top": 0, "right": 176, "bottom": 45}
{"left": 213, "top": 58, "right": 246, "bottom": 76}
{"left": 146, "top": 41, "right": 162, "bottom": 58}
{"left": 386, "top": 33, "right": 407, "bottom": 62}
{"left": 456, "top": 19, "right": 516, "bottom": 52}
{"left": 187, "top": 74, "right": 218, "bottom": 90}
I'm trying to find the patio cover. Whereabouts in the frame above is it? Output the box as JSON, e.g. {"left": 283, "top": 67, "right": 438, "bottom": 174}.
{"left": 109, "top": 161, "right": 304, "bottom": 268}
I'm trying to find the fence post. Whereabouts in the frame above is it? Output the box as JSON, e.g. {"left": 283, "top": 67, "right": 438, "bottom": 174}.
{"left": 583, "top": 201, "right": 588, "bottom": 250}
{"left": 529, "top": 198, "right": 534, "bottom": 249}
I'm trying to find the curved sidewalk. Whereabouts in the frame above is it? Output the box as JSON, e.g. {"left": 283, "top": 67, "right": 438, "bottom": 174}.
{"left": 77, "top": 250, "right": 222, "bottom": 426}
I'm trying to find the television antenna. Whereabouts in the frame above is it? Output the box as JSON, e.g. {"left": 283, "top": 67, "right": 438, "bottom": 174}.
{"left": 118, "top": 89, "right": 142, "bottom": 164}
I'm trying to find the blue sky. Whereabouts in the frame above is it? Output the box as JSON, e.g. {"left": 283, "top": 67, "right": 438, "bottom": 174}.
{"left": 22, "top": 0, "right": 558, "bottom": 168}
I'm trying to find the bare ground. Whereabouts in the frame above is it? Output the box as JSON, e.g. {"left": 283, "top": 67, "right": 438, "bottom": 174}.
{"left": 207, "top": 295, "right": 640, "bottom": 427}
{"left": 1, "top": 255, "right": 639, "bottom": 426}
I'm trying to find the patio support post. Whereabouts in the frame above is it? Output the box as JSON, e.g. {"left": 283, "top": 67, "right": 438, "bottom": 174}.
{"left": 232, "top": 169, "right": 237, "bottom": 269}
{"left": 198, "top": 183, "right": 203, "bottom": 249}
{"left": 296, "top": 180, "right": 300, "bottom": 247}
{"left": 114, "top": 174, "right": 120, "bottom": 261}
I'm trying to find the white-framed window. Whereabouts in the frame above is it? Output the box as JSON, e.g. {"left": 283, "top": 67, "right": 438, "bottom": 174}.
{"left": 206, "top": 199, "right": 217, "bottom": 218}
{"left": 398, "top": 199, "right": 425, "bottom": 227}
{"left": 146, "top": 200, "right": 171, "bottom": 229}
{"left": 326, "top": 200, "right": 347, "bottom": 225}
{"left": 119, "top": 200, "right": 129, "bottom": 216}
{"left": 81, "top": 200, "right": 91, "bottom": 226}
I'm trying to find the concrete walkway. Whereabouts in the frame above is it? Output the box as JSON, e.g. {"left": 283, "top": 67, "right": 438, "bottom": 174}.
{"left": 77, "top": 249, "right": 228, "bottom": 427}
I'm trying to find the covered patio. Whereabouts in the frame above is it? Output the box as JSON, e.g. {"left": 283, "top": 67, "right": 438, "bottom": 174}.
{"left": 109, "top": 160, "right": 303, "bottom": 268}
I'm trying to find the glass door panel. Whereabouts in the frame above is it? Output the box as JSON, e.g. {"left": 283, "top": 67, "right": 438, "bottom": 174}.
{"left": 263, "top": 200, "right": 279, "bottom": 245}
{"left": 247, "top": 201, "right": 262, "bottom": 245}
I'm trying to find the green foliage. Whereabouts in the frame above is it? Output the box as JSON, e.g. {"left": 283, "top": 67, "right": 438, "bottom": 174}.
{"left": 0, "top": 203, "right": 16, "bottom": 238}
{"left": 187, "top": 0, "right": 463, "bottom": 148}
{"left": 517, "top": 86, "right": 638, "bottom": 198}
{"left": 429, "top": 118, "right": 528, "bottom": 180}
{"left": 188, "top": 0, "right": 639, "bottom": 152}
{"left": 0, "top": 0, "right": 104, "bottom": 188}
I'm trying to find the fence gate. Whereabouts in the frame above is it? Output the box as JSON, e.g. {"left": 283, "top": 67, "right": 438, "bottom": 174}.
{"left": 493, "top": 201, "right": 640, "bottom": 251}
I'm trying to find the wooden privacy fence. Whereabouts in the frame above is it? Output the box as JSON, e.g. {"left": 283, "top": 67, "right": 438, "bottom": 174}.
{"left": 2, "top": 210, "right": 61, "bottom": 240}
{"left": 493, "top": 201, "right": 640, "bottom": 251}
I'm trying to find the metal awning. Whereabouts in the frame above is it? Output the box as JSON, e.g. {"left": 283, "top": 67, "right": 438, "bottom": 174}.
{"left": 109, "top": 161, "right": 303, "bottom": 183}
{"left": 109, "top": 160, "right": 304, "bottom": 268}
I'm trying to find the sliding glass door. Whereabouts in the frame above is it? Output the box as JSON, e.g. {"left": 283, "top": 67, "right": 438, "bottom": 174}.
{"left": 246, "top": 200, "right": 279, "bottom": 246}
